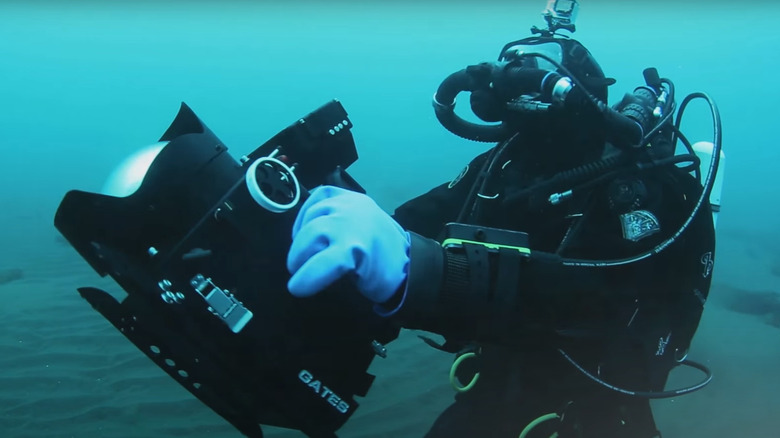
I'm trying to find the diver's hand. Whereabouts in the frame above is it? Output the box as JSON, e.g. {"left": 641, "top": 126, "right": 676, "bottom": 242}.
{"left": 286, "top": 185, "right": 410, "bottom": 304}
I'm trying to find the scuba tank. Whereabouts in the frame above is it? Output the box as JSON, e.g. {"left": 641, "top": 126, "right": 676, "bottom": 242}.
{"left": 693, "top": 141, "right": 725, "bottom": 228}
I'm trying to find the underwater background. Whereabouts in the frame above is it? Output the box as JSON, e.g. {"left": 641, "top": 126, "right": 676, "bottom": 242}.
{"left": 1, "top": 0, "right": 779, "bottom": 436}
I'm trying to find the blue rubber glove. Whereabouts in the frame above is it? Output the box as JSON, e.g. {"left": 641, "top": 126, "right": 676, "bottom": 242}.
{"left": 287, "top": 185, "right": 411, "bottom": 306}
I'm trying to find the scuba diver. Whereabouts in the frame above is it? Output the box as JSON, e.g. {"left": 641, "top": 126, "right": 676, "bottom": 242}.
{"left": 285, "top": 1, "right": 722, "bottom": 437}
{"left": 53, "top": 1, "right": 723, "bottom": 436}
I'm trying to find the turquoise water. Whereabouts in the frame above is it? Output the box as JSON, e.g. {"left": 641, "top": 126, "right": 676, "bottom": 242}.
{"left": 1, "top": 1, "right": 779, "bottom": 437}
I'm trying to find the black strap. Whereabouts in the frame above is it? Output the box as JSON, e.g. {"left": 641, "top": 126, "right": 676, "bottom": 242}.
{"left": 463, "top": 242, "right": 491, "bottom": 317}
{"left": 490, "top": 247, "right": 522, "bottom": 336}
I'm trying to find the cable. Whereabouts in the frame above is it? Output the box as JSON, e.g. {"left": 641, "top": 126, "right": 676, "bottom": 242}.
{"left": 557, "top": 349, "right": 713, "bottom": 399}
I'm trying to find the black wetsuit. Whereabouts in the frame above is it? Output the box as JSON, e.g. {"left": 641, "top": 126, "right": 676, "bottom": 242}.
{"left": 389, "top": 148, "right": 716, "bottom": 438}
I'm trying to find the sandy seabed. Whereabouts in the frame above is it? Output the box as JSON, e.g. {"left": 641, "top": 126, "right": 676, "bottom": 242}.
{"left": 1, "top": 230, "right": 778, "bottom": 438}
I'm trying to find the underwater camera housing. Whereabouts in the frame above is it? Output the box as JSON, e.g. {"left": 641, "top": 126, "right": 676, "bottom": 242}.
{"left": 54, "top": 101, "right": 399, "bottom": 438}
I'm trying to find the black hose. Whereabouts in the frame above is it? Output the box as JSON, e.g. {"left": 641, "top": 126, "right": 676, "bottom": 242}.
{"left": 503, "top": 153, "right": 627, "bottom": 207}
{"left": 602, "top": 104, "right": 644, "bottom": 149}
{"left": 456, "top": 133, "right": 519, "bottom": 223}
{"left": 559, "top": 349, "right": 713, "bottom": 399}
{"left": 542, "top": 91, "right": 721, "bottom": 268}
{"left": 435, "top": 69, "right": 473, "bottom": 107}
{"left": 510, "top": 53, "right": 651, "bottom": 150}
{"left": 559, "top": 153, "right": 700, "bottom": 204}
{"left": 433, "top": 68, "right": 513, "bottom": 143}
{"left": 433, "top": 53, "right": 651, "bottom": 147}
{"left": 493, "top": 67, "right": 550, "bottom": 99}
{"left": 674, "top": 92, "right": 721, "bottom": 204}
{"left": 671, "top": 125, "right": 699, "bottom": 180}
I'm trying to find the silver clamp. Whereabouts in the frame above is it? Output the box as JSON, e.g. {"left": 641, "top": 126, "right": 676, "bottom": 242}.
{"left": 190, "top": 274, "right": 253, "bottom": 333}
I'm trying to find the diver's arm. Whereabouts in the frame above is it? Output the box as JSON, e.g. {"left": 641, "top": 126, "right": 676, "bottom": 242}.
{"left": 384, "top": 229, "right": 630, "bottom": 343}
{"left": 286, "top": 170, "right": 714, "bottom": 349}
{"left": 383, "top": 175, "right": 716, "bottom": 347}
{"left": 379, "top": 231, "right": 537, "bottom": 342}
